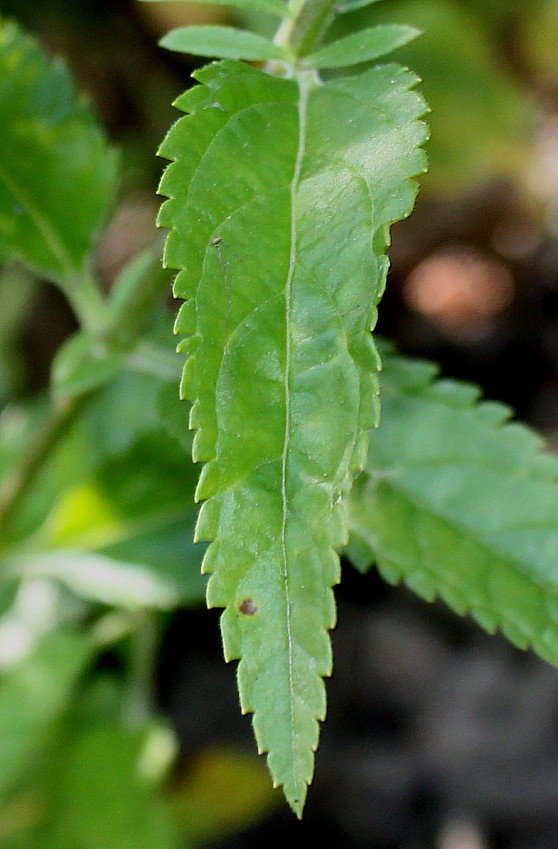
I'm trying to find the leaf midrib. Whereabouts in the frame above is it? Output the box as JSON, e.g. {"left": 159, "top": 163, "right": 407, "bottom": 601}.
{"left": 373, "top": 474, "right": 558, "bottom": 600}
{"left": 280, "top": 72, "right": 311, "bottom": 798}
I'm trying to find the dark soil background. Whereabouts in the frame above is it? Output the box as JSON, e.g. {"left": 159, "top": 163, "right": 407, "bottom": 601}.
{"left": 4, "top": 0, "right": 558, "bottom": 846}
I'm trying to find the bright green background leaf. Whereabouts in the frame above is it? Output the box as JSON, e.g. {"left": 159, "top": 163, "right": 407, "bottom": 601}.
{"left": 0, "top": 21, "right": 117, "bottom": 285}
{"left": 0, "top": 630, "right": 91, "bottom": 800}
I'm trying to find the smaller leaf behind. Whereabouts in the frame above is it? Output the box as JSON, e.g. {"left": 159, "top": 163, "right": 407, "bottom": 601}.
{"left": 160, "top": 26, "right": 290, "bottom": 60}
{"left": 347, "top": 348, "right": 558, "bottom": 666}
{"left": 302, "top": 23, "right": 419, "bottom": 68}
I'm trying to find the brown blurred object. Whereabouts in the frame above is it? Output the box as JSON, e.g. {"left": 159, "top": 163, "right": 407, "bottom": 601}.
{"left": 402, "top": 246, "right": 514, "bottom": 341}
{"left": 136, "top": 0, "right": 231, "bottom": 38}
{"left": 94, "top": 193, "right": 159, "bottom": 289}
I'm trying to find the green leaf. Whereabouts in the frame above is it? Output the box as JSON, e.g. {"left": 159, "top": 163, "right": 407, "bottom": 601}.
{"left": 347, "top": 348, "right": 558, "bottom": 666}
{"left": 104, "top": 249, "right": 171, "bottom": 351}
{"left": 140, "top": 0, "right": 292, "bottom": 18}
{"left": 326, "top": 0, "right": 530, "bottom": 193}
{"left": 83, "top": 361, "right": 179, "bottom": 462}
{"left": 158, "top": 59, "right": 427, "bottom": 812}
{"left": 0, "top": 263, "right": 35, "bottom": 404}
{"left": 303, "top": 24, "right": 419, "bottom": 68}
{"left": 160, "top": 26, "right": 290, "bottom": 61}
{"left": 0, "top": 630, "right": 91, "bottom": 799}
{"left": 30, "top": 429, "right": 206, "bottom": 607}
{"left": 0, "top": 21, "right": 117, "bottom": 285}
{"left": 45, "top": 724, "right": 177, "bottom": 849}
{"left": 51, "top": 332, "right": 122, "bottom": 400}
{"left": 93, "top": 433, "right": 206, "bottom": 605}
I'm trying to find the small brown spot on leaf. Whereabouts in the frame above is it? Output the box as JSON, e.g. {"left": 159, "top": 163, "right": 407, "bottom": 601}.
{"left": 239, "top": 598, "right": 258, "bottom": 616}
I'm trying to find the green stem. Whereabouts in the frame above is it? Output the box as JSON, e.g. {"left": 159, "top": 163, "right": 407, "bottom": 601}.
{"left": 274, "top": 0, "right": 337, "bottom": 57}
{"left": 126, "top": 341, "right": 182, "bottom": 382}
{"left": 102, "top": 243, "right": 167, "bottom": 351}
{"left": 0, "top": 244, "right": 168, "bottom": 536}
{"left": 65, "top": 267, "right": 110, "bottom": 335}
{"left": 289, "top": 0, "right": 338, "bottom": 57}
{"left": 124, "top": 611, "right": 161, "bottom": 728}
{"left": 0, "top": 393, "right": 89, "bottom": 533}
{"left": 273, "top": 0, "right": 307, "bottom": 53}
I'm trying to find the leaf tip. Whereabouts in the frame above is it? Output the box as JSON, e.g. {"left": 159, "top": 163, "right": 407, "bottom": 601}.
{"left": 285, "top": 786, "right": 307, "bottom": 819}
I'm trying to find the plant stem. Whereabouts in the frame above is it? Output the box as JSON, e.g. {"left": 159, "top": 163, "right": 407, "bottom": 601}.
{"left": 102, "top": 242, "right": 168, "bottom": 351}
{"left": 273, "top": 0, "right": 307, "bottom": 53}
{"left": 0, "top": 393, "right": 89, "bottom": 533}
{"left": 126, "top": 341, "right": 182, "bottom": 382}
{"left": 65, "top": 267, "right": 110, "bottom": 335}
{"left": 288, "top": 0, "right": 338, "bottom": 56}
{"left": 0, "top": 245, "right": 168, "bottom": 536}
{"left": 124, "top": 611, "right": 161, "bottom": 728}
{"left": 274, "top": 0, "right": 338, "bottom": 56}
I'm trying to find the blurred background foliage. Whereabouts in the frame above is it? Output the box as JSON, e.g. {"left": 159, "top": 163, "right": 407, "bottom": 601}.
{"left": 2, "top": 1, "right": 558, "bottom": 848}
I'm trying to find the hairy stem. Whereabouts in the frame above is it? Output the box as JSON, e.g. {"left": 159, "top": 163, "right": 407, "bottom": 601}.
{"left": 274, "top": 0, "right": 337, "bottom": 56}
{"left": 288, "top": 0, "right": 338, "bottom": 56}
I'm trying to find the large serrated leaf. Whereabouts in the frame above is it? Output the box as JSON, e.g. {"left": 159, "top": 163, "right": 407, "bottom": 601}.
{"left": 158, "top": 60, "right": 427, "bottom": 812}
{"left": 347, "top": 349, "right": 558, "bottom": 666}
{"left": 0, "top": 20, "right": 117, "bottom": 284}
{"left": 326, "top": 0, "right": 530, "bottom": 193}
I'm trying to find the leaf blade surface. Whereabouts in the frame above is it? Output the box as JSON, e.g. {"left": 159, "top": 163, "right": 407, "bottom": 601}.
{"left": 0, "top": 21, "right": 117, "bottom": 284}
{"left": 303, "top": 24, "right": 419, "bottom": 68}
{"left": 159, "top": 60, "right": 427, "bottom": 811}
{"left": 160, "top": 26, "right": 289, "bottom": 60}
{"left": 347, "top": 350, "right": 558, "bottom": 664}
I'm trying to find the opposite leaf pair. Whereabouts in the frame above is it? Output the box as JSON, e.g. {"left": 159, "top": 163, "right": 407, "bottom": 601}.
{"left": 160, "top": 23, "right": 418, "bottom": 68}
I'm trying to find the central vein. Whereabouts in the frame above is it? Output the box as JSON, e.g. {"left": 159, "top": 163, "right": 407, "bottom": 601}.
{"left": 280, "top": 70, "right": 311, "bottom": 787}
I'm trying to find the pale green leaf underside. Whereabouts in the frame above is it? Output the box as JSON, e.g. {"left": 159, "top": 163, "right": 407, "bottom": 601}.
{"left": 0, "top": 20, "right": 117, "bottom": 284}
{"left": 303, "top": 24, "right": 420, "bottom": 69}
{"left": 140, "top": 0, "right": 292, "bottom": 17}
{"left": 160, "top": 26, "right": 289, "bottom": 61}
{"left": 7, "top": 550, "right": 180, "bottom": 610}
{"left": 158, "top": 60, "right": 427, "bottom": 812}
{"left": 347, "top": 349, "right": 558, "bottom": 667}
